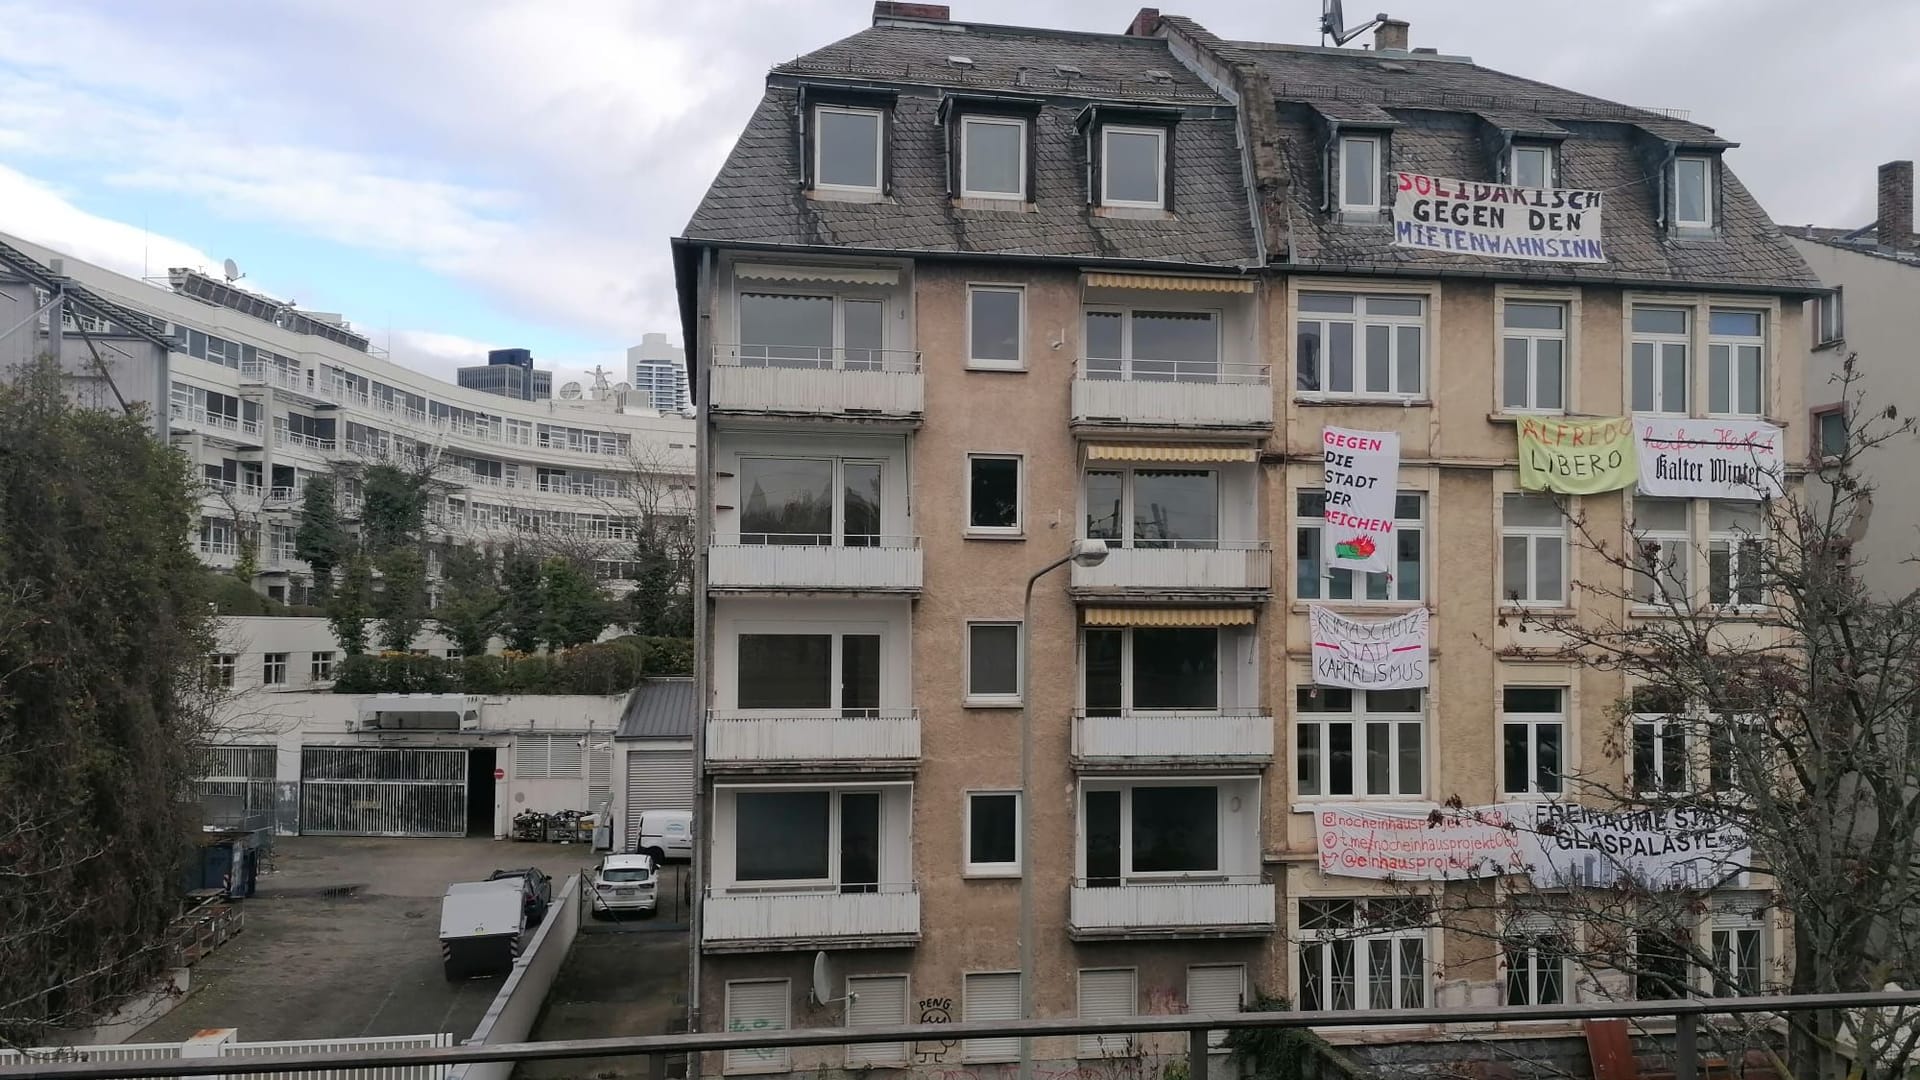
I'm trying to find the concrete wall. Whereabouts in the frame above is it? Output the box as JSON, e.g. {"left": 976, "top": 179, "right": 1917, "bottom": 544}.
{"left": 448, "top": 875, "right": 584, "bottom": 1080}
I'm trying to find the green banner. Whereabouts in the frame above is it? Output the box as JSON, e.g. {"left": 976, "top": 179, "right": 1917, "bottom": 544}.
{"left": 1517, "top": 416, "right": 1637, "bottom": 494}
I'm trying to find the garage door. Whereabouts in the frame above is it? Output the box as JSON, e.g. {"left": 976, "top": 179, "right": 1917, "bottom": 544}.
{"left": 624, "top": 749, "right": 693, "bottom": 850}
{"left": 300, "top": 747, "right": 467, "bottom": 837}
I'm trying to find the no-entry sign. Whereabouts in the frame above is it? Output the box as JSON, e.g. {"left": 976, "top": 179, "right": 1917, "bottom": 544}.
{"left": 492, "top": 767, "right": 506, "bottom": 781}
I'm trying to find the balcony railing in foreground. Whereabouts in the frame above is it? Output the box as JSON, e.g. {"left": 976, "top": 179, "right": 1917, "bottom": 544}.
{"left": 708, "top": 343, "right": 923, "bottom": 417}
{"left": 12, "top": 991, "right": 1919, "bottom": 1080}
{"left": 1072, "top": 356, "right": 1273, "bottom": 428}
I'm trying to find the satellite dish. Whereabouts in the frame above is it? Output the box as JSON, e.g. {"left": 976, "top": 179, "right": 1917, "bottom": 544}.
{"left": 809, "top": 951, "right": 855, "bottom": 1007}
{"left": 558, "top": 381, "right": 583, "bottom": 400}
{"left": 222, "top": 258, "right": 243, "bottom": 282}
{"left": 1320, "top": 0, "right": 1386, "bottom": 45}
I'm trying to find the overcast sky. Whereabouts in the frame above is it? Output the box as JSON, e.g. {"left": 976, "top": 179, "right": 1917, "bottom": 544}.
{"left": 0, "top": 0, "right": 1912, "bottom": 385}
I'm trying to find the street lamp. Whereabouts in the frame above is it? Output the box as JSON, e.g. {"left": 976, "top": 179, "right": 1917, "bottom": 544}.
{"left": 1019, "top": 537, "right": 1109, "bottom": 1080}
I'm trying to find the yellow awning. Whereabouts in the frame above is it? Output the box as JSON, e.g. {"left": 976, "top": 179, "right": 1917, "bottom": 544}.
{"left": 1084, "top": 272, "right": 1254, "bottom": 294}
{"left": 734, "top": 262, "right": 899, "bottom": 286}
{"left": 1083, "top": 607, "right": 1256, "bottom": 628}
{"left": 1085, "top": 445, "right": 1259, "bottom": 464}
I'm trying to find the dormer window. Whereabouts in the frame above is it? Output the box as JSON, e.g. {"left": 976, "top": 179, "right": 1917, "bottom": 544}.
{"left": 814, "top": 105, "right": 884, "bottom": 193}
{"left": 1101, "top": 125, "right": 1166, "bottom": 209}
{"left": 961, "top": 115, "right": 1027, "bottom": 200}
{"left": 1339, "top": 134, "right": 1381, "bottom": 213}
{"left": 1510, "top": 144, "right": 1554, "bottom": 189}
{"left": 1673, "top": 155, "right": 1714, "bottom": 228}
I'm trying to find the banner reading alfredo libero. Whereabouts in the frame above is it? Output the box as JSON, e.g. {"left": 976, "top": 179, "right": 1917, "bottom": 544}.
{"left": 1393, "top": 172, "right": 1606, "bottom": 264}
{"left": 1517, "top": 415, "right": 1637, "bottom": 495}
{"left": 1308, "top": 605, "right": 1428, "bottom": 690}
{"left": 1321, "top": 427, "right": 1400, "bottom": 574}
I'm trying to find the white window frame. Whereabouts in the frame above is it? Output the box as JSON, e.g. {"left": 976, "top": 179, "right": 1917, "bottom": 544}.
{"left": 962, "top": 971, "right": 1022, "bottom": 1063}
{"left": 1079, "top": 625, "right": 1229, "bottom": 715}
{"left": 1632, "top": 710, "right": 1690, "bottom": 794}
{"left": 1338, "top": 134, "right": 1382, "bottom": 213}
{"left": 813, "top": 105, "right": 884, "bottom": 194}
{"left": 1673, "top": 155, "right": 1714, "bottom": 228}
{"left": 1499, "top": 687, "right": 1566, "bottom": 799}
{"left": 963, "top": 790, "right": 1021, "bottom": 878}
{"left": 1293, "top": 689, "right": 1426, "bottom": 799}
{"left": 1630, "top": 306, "right": 1691, "bottom": 416}
{"left": 1501, "top": 493, "right": 1569, "bottom": 608}
{"left": 735, "top": 455, "right": 886, "bottom": 547}
{"left": 1294, "top": 291, "right": 1427, "bottom": 401}
{"left": 1101, "top": 125, "right": 1167, "bottom": 209}
{"left": 845, "top": 974, "right": 910, "bottom": 1066}
{"left": 262, "top": 652, "right": 288, "bottom": 686}
{"left": 1499, "top": 300, "right": 1569, "bottom": 414}
{"left": 1080, "top": 779, "right": 1234, "bottom": 881}
{"left": 964, "top": 620, "right": 1023, "bottom": 707}
{"left": 723, "top": 979, "right": 791, "bottom": 1074}
{"left": 1297, "top": 898, "right": 1429, "bottom": 1011}
{"left": 1813, "top": 404, "right": 1848, "bottom": 461}
{"left": 1630, "top": 498, "right": 1694, "bottom": 609}
{"left": 310, "top": 651, "right": 336, "bottom": 682}
{"left": 208, "top": 653, "right": 236, "bottom": 689}
{"left": 965, "top": 453, "right": 1024, "bottom": 537}
{"left": 1083, "top": 464, "right": 1224, "bottom": 550}
{"left": 1294, "top": 489, "right": 1425, "bottom": 603}
{"left": 725, "top": 786, "right": 884, "bottom": 891}
{"left": 1707, "top": 308, "right": 1768, "bottom": 419}
{"left": 1081, "top": 304, "right": 1224, "bottom": 383}
{"left": 1510, "top": 143, "right": 1555, "bottom": 189}
{"left": 732, "top": 288, "right": 889, "bottom": 371}
{"left": 1503, "top": 910, "right": 1571, "bottom": 1006}
{"left": 1707, "top": 505, "right": 1766, "bottom": 610}
{"left": 1812, "top": 287, "right": 1844, "bottom": 347}
{"left": 961, "top": 115, "right": 1027, "bottom": 200}
{"left": 1076, "top": 967, "right": 1138, "bottom": 1059}
{"left": 1710, "top": 894, "right": 1768, "bottom": 997}
{"left": 967, "top": 284, "right": 1026, "bottom": 371}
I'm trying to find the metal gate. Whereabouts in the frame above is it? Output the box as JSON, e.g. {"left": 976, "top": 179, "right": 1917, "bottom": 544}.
{"left": 199, "top": 744, "right": 279, "bottom": 831}
{"left": 299, "top": 747, "right": 467, "bottom": 836}
{"left": 624, "top": 749, "right": 693, "bottom": 850}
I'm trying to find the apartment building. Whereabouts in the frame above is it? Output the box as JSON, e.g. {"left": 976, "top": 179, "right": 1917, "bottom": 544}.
{"left": 1785, "top": 160, "right": 1920, "bottom": 600}
{"left": 673, "top": 6, "right": 1814, "bottom": 1074}
{"left": 632, "top": 331, "right": 693, "bottom": 413}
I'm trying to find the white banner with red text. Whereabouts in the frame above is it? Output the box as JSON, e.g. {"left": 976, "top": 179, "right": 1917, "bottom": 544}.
{"left": 1308, "top": 605, "right": 1429, "bottom": 690}
{"left": 1320, "top": 426, "right": 1400, "bottom": 573}
{"left": 1633, "top": 416, "right": 1786, "bottom": 501}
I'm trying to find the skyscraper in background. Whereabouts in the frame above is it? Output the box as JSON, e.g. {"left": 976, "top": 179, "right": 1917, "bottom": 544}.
{"left": 628, "top": 332, "right": 689, "bottom": 412}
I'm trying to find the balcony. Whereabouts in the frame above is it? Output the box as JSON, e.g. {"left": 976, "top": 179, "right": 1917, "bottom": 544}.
{"left": 705, "top": 710, "right": 920, "bottom": 772}
{"left": 1072, "top": 711, "right": 1274, "bottom": 767}
{"left": 1068, "top": 877, "right": 1275, "bottom": 940}
{"left": 1071, "top": 358, "right": 1272, "bottom": 432}
{"left": 707, "top": 535, "right": 922, "bottom": 593}
{"left": 709, "top": 344, "right": 922, "bottom": 423}
{"left": 702, "top": 884, "right": 920, "bottom": 950}
{"left": 1070, "top": 542, "right": 1272, "bottom": 601}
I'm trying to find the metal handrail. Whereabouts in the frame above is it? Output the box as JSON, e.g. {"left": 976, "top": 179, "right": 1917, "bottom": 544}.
{"left": 707, "top": 881, "right": 919, "bottom": 897}
{"left": 16, "top": 991, "right": 1919, "bottom": 1080}
{"left": 707, "top": 707, "right": 920, "bottom": 721}
{"left": 712, "top": 532, "right": 920, "bottom": 548}
{"left": 1084, "top": 538, "right": 1271, "bottom": 551}
{"left": 1079, "top": 355, "right": 1271, "bottom": 384}
{"left": 1075, "top": 707, "right": 1271, "bottom": 718}
{"left": 711, "top": 342, "right": 922, "bottom": 374}
{"left": 1074, "top": 874, "right": 1271, "bottom": 887}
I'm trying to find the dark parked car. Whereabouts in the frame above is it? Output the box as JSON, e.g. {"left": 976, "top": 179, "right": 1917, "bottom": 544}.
{"left": 487, "top": 867, "right": 553, "bottom": 928}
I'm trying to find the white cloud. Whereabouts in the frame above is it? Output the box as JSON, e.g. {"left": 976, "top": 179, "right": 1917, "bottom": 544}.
{"left": 0, "top": 163, "right": 213, "bottom": 279}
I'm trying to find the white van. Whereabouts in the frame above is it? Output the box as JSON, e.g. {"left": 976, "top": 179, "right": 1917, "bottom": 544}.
{"left": 635, "top": 809, "right": 693, "bottom": 863}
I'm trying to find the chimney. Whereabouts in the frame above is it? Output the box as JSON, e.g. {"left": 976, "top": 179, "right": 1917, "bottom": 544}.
{"left": 872, "top": 1, "right": 949, "bottom": 23}
{"left": 1374, "top": 17, "right": 1410, "bottom": 52}
{"left": 1878, "top": 160, "right": 1914, "bottom": 249}
{"left": 1125, "top": 7, "right": 1161, "bottom": 36}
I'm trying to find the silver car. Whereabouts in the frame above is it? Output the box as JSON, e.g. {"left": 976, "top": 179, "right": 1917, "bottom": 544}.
{"left": 590, "top": 853, "right": 658, "bottom": 917}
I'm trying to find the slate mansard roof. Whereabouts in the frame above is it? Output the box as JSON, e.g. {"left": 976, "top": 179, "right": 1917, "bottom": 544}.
{"left": 679, "top": 11, "right": 1818, "bottom": 294}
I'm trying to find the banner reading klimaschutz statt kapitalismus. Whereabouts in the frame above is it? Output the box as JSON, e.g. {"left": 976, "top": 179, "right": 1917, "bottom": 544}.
{"left": 1393, "top": 172, "right": 1607, "bottom": 263}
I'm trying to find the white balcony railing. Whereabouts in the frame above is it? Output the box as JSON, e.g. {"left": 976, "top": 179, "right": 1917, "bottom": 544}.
{"left": 238, "top": 360, "right": 306, "bottom": 394}
{"left": 1071, "top": 357, "right": 1273, "bottom": 429}
{"left": 707, "top": 535, "right": 922, "bottom": 591}
{"left": 1069, "top": 878, "right": 1275, "bottom": 936}
{"left": 702, "top": 884, "right": 920, "bottom": 945}
{"left": 705, "top": 710, "right": 920, "bottom": 766}
{"left": 274, "top": 429, "right": 337, "bottom": 452}
{"left": 1070, "top": 542, "right": 1272, "bottom": 593}
{"left": 709, "top": 344, "right": 922, "bottom": 419}
{"left": 1072, "top": 711, "right": 1274, "bottom": 763}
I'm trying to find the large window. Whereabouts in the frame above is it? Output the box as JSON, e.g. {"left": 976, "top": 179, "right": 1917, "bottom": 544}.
{"left": 966, "top": 622, "right": 1021, "bottom": 706}
{"left": 1510, "top": 144, "right": 1554, "bottom": 189}
{"left": 1083, "top": 784, "right": 1221, "bottom": 883}
{"left": 1501, "top": 687, "right": 1565, "bottom": 797}
{"left": 961, "top": 115, "right": 1026, "bottom": 200}
{"left": 1101, "top": 125, "right": 1166, "bottom": 208}
{"left": 1708, "top": 502, "right": 1764, "bottom": 608}
{"left": 310, "top": 651, "right": 335, "bottom": 682}
{"left": 1631, "top": 498, "right": 1692, "bottom": 607}
{"left": 1296, "top": 491, "right": 1423, "bottom": 602}
{"left": 738, "top": 457, "right": 881, "bottom": 546}
{"left": 1708, "top": 309, "right": 1766, "bottom": 417}
{"left": 1673, "top": 155, "right": 1713, "bottom": 228}
{"left": 1504, "top": 910, "right": 1570, "bottom": 1005}
{"left": 1083, "top": 627, "right": 1221, "bottom": 714}
{"left": 1633, "top": 704, "right": 1689, "bottom": 794}
{"left": 1296, "top": 293, "right": 1425, "bottom": 399}
{"left": 1711, "top": 894, "right": 1767, "bottom": 996}
{"left": 965, "top": 792, "right": 1020, "bottom": 876}
{"left": 814, "top": 106, "right": 883, "bottom": 193}
{"left": 1085, "top": 468, "right": 1219, "bottom": 548}
{"left": 262, "top": 653, "right": 288, "bottom": 686}
{"left": 968, "top": 285, "right": 1024, "bottom": 370}
{"left": 1338, "top": 135, "right": 1381, "bottom": 213}
{"left": 1295, "top": 688, "right": 1424, "bottom": 798}
{"left": 732, "top": 789, "right": 880, "bottom": 893}
{"left": 1501, "top": 301, "right": 1567, "bottom": 413}
{"left": 736, "top": 633, "right": 880, "bottom": 716}
{"left": 737, "top": 292, "right": 884, "bottom": 369}
{"left": 1631, "top": 306, "right": 1690, "bottom": 415}
{"left": 1501, "top": 493, "right": 1568, "bottom": 607}
{"left": 1298, "top": 898, "right": 1427, "bottom": 1011}
{"left": 1084, "top": 307, "right": 1220, "bottom": 383}
{"left": 967, "top": 454, "right": 1022, "bottom": 534}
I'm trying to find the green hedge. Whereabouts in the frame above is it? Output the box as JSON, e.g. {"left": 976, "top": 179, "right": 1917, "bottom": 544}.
{"left": 631, "top": 636, "right": 693, "bottom": 676}
{"left": 331, "top": 638, "right": 648, "bottom": 695}
{"left": 202, "top": 570, "right": 323, "bottom": 617}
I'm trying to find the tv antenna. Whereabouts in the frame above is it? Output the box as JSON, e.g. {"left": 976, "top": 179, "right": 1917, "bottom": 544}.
{"left": 1320, "top": 0, "right": 1389, "bottom": 46}
{"left": 809, "top": 951, "right": 856, "bottom": 1008}
{"left": 222, "top": 258, "right": 244, "bottom": 283}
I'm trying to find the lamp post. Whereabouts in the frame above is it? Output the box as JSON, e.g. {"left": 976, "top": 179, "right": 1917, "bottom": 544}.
{"left": 1019, "top": 537, "right": 1109, "bottom": 1080}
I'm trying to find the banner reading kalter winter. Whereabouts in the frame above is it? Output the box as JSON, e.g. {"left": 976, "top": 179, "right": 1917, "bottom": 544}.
{"left": 1634, "top": 416, "right": 1785, "bottom": 501}
{"left": 1308, "top": 605, "right": 1429, "bottom": 690}
{"left": 1320, "top": 426, "right": 1400, "bottom": 574}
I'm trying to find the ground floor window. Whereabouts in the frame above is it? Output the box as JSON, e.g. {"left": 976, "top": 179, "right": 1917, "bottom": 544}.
{"left": 1298, "top": 897, "right": 1428, "bottom": 1010}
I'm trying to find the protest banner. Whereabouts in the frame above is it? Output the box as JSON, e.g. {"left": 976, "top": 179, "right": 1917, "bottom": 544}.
{"left": 1314, "top": 804, "right": 1527, "bottom": 880}
{"left": 1321, "top": 426, "right": 1399, "bottom": 573}
{"left": 1392, "top": 172, "right": 1607, "bottom": 263}
{"left": 1634, "top": 416, "right": 1785, "bottom": 501}
{"left": 1518, "top": 802, "right": 1751, "bottom": 890}
{"left": 1517, "top": 415, "right": 1637, "bottom": 495}
{"left": 1308, "top": 605, "right": 1429, "bottom": 690}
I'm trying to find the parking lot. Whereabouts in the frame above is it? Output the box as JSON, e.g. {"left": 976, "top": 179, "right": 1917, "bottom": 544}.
{"left": 140, "top": 836, "right": 606, "bottom": 1042}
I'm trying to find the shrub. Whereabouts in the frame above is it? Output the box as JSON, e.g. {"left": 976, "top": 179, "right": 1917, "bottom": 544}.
{"left": 636, "top": 635, "right": 693, "bottom": 676}
{"left": 331, "top": 642, "right": 647, "bottom": 694}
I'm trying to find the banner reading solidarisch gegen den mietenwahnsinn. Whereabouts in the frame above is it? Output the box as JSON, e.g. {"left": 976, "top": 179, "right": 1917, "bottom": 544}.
{"left": 1393, "top": 172, "right": 1607, "bottom": 263}
{"left": 1517, "top": 415, "right": 1637, "bottom": 495}
{"left": 1321, "top": 426, "right": 1400, "bottom": 574}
